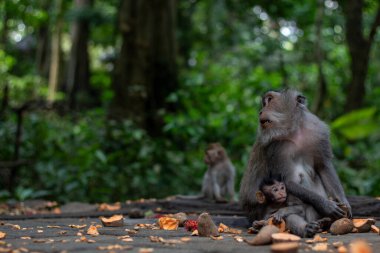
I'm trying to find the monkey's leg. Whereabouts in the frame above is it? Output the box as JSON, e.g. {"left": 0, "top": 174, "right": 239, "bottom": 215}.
{"left": 285, "top": 214, "right": 319, "bottom": 238}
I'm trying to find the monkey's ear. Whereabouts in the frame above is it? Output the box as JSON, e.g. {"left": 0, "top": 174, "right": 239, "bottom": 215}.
{"left": 256, "top": 191, "right": 266, "bottom": 204}
{"left": 296, "top": 95, "right": 306, "bottom": 106}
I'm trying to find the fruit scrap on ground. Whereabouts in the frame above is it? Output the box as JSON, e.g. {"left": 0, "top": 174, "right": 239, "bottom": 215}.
{"left": 330, "top": 218, "right": 354, "bottom": 235}
{"left": 158, "top": 217, "right": 179, "bottom": 230}
{"left": 245, "top": 225, "right": 280, "bottom": 246}
{"left": 352, "top": 218, "right": 376, "bottom": 233}
{"left": 100, "top": 214, "right": 124, "bottom": 227}
{"left": 184, "top": 220, "right": 198, "bottom": 232}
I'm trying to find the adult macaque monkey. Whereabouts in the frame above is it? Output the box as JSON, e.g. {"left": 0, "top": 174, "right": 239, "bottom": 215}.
{"left": 240, "top": 89, "right": 351, "bottom": 224}
{"left": 178, "top": 143, "right": 235, "bottom": 202}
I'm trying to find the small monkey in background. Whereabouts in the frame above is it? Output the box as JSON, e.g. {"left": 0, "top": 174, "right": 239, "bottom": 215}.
{"left": 177, "top": 143, "right": 235, "bottom": 202}
{"left": 253, "top": 174, "right": 329, "bottom": 237}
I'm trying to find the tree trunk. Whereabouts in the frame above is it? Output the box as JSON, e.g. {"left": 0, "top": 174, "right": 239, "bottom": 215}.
{"left": 1, "top": 1, "right": 9, "bottom": 46}
{"left": 341, "top": 0, "right": 380, "bottom": 112}
{"left": 312, "top": 0, "right": 327, "bottom": 115}
{"left": 47, "top": 0, "right": 63, "bottom": 104}
{"left": 110, "top": 0, "right": 178, "bottom": 136}
{"left": 66, "top": 0, "right": 93, "bottom": 110}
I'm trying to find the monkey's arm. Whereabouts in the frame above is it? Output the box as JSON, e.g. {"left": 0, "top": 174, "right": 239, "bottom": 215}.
{"left": 286, "top": 182, "right": 345, "bottom": 219}
{"left": 266, "top": 141, "right": 345, "bottom": 220}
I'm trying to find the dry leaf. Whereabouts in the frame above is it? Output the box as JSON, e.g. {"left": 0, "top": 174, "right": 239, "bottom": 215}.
{"left": 149, "top": 236, "right": 182, "bottom": 245}
{"left": 217, "top": 223, "right": 242, "bottom": 234}
{"left": 191, "top": 229, "right": 199, "bottom": 236}
{"left": 312, "top": 243, "right": 328, "bottom": 251}
{"left": 87, "top": 225, "right": 99, "bottom": 236}
{"left": 350, "top": 240, "right": 372, "bottom": 253}
{"left": 306, "top": 234, "right": 328, "bottom": 244}
{"left": 370, "top": 225, "right": 379, "bottom": 234}
{"left": 0, "top": 232, "right": 5, "bottom": 239}
{"left": 98, "top": 244, "right": 133, "bottom": 250}
{"left": 211, "top": 235, "right": 223, "bottom": 240}
{"left": 180, "top": 237, "right": 191, "bottom": 242}
{"left": 158, "top": 217, "right": 179, "bottom": 230}
{"left": 338, "top": 245, "right": 348, "bottom": 253}
{"left": 233, "top": 236, "right": 244, "bottom": 243}
{"left": 5, "top": 224, "right": 21, "bottom": 230}
{"left": 47, "top": 225, "right": 61, "bottom": 228}
{"left": 118, "top": 235, "right": 133, "bottom": 242}
{"left": 37, "top": 230, "right": 43, "bottom": 233}
{"left": 98, "top": 202, "right": 121, "bottom": 211}
{"left": 100, "top": 215, "right": 124, "bottom": 227}
{"left": 134, "top": 223, "right": 158, "bottom": 230}
{"left": 139, "top": 248, "right": 154, "bottom": 253}
{"left": 333, "top": 241, "right": 344, "bottom": 248}
{"left": 68, "top": 224, "right": 87, "bottom": 229}
{"left": 21, "top": 237, "right": 31, "bottom": 240}
{"left": 125, "top": 228, "right": 138, "bottom": 234}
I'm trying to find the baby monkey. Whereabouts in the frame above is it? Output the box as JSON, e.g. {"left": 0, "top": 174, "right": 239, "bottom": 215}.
{"left": 253, "top": 174, "right": 331, "bottom": 238}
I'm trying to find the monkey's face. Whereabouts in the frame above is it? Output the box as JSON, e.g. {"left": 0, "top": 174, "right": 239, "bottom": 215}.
{"left": 204, "top": 149, "right": 221, "bottom": 165}
{"left": 263, "top": 181, "right": 287, "bottom": 204}
{"left": 259, "top": 90, "right": 307, "bottom": 130}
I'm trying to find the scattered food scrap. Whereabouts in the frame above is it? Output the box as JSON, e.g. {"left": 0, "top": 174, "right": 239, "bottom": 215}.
{"left": 158, "top": 217, "right": 179, "bottom": 230}
{"left": 330, "top": 218, "right": 354, "bottom": 235}
{"left": 271, "top": 242, "right": 299, "bottom": 253}
{"left": 271, "top": 233, "right": 301, "bottom": 243}
{"left": 118, "top": 235, "right": 133, "bottom": 242}
{"left": 0, "top": 232, "right": 6, "bottom": 239}
{"left": 305, "top": 234, "right": 328, "bottom": 244}
{"left": 98, "top": 244, "right": 133, "bottom": 251}
{"left": 86, "top": 225, "right": 99, "bottom": 236}
{"left": 184, "top": 220, "right": 198, "bottom": 232}
{"left": 100, "top": 214, "right": 124, "bottom": 227}
{"left": 349, "top": 240, "right": 372, "bottom": 253}
{"left": 245, "top": 225, "right": 280, "bottom": 246}
{"left": 98, "top": 202, "right": 121, "bottom": 211}
{"left": 138, "top": 248, "right": 154, "bottom": 253}
{"left": 352, "top": 218, "right": 376, "bottom": 233}
{"left": 312, "top": 243, "right": 328, "bottom": 251}
{"left": 218, "top": 223, "right": 242, "bottom": 234}
{"left": 68, "top": 224, "right": 87, "bottom": 229}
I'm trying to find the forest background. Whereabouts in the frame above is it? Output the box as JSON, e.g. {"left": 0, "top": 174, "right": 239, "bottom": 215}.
{"left": 0, "top": 0, "right": 380, "bottom": 203}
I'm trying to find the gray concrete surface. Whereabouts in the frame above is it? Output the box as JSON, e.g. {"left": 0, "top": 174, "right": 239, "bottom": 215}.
{"left": 1, "top": 216, "right": 380, "bottom": 253}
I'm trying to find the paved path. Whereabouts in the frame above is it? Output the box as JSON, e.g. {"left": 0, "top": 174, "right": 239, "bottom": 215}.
{"left": 1, "top": 215, "right": 380, "bottom": 253}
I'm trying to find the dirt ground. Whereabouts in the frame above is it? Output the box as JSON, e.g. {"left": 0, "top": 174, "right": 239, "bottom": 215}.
{"left": 1, "top": 215, "right": 380, "bottom": 253}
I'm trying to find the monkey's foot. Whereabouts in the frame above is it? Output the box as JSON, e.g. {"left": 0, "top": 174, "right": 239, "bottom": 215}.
{"left": 304, "top": 221, "right": 320, "bottom": 238}
{"left": 317, "top": 217, "right": 332, "bottom": 232}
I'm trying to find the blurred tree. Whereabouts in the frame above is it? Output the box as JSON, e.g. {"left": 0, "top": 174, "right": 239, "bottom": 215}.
{"left": 109, "top": 0, "right": 178, "bottom": 136}
{"left": 341, "top": 0, "right": 380, "bottom": 112}
{"left": 47, "top": 0, "right": 64, "bottom": 103}
{"left": 66, "top": 0, "right": 94, "bottom": 109}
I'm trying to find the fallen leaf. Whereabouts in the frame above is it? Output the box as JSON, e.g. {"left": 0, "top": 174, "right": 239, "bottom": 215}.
{"left": 68, "top": 224, "right": 87, "bottom": 229}
{"left": 125, "top": 228, "right": 138, "bottom": 234}
{"left": 118, "top": 235, "right": 133, "bottom": 242}
{"left": 0, "top": 232, "right": 5, "bottom": 239}
{"left": 191, "top": 229, "right": 199, "bottom": 236}
{"left": 180, "top": 237, "right": 191, "bottom": 242}
{"left": 98, "top": 202, "right": 121, "bottom": 211}
{"left": 21, "top": 237, "right": 31, "bottom": 240}
{"left": 306, "top": 234, "right": 328, "bottom": 244}
{"left": 139, "top": 248, "right": 154, "bottom": 253}
{"left": 100, "top": 215, "right": 124, "bottom": 227}
{"left": 37, "top": 230, "right": 43, "bottom": 233}
{"left": 218, "top": 223, "right": 242, "bottom": 234}
{"left": 98, "top": 244, "right": 133, "bottom": 250}
{"left": 5, "top": 224, "right": 21, "bottom": 230}
{"left": 233, "top": 236, "right": 244, "bottom": 242}
{"left": 312, "top": 243, "right": 328, "bottom": 251}
{"left": 350, "top": 240, "right": 372, "bottom": 253}
{"left": 158, "top": 217, "right": 179, "bottom": 230}
{"left": 149, "top": 236, "right": 183, "bottom": 245}
{"left": 211, "top": 235, "right": 223, "bottom": 240}
{"left": 47, "top": 225, "right": 61, "bottom": 229}
{"left": 86, "top": 225, "right": 99, "bottom": 236}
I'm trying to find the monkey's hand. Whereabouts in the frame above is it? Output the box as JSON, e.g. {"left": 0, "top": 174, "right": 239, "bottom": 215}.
{"left": 320, "top": 199, "right": 346, "bottom": 220}
{"left": 271, "top": 211, "right": 284, "bottom": 224}
{"left": 252, "top": 220, "right": 266, "bottom": 230}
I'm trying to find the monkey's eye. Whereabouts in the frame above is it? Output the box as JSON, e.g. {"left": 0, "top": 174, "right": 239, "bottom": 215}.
{"left": 296, "top": 95, "right": 306, "bottom": 105}
{"left": 262, "top": 95, "right": 273, "bottom": 106}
